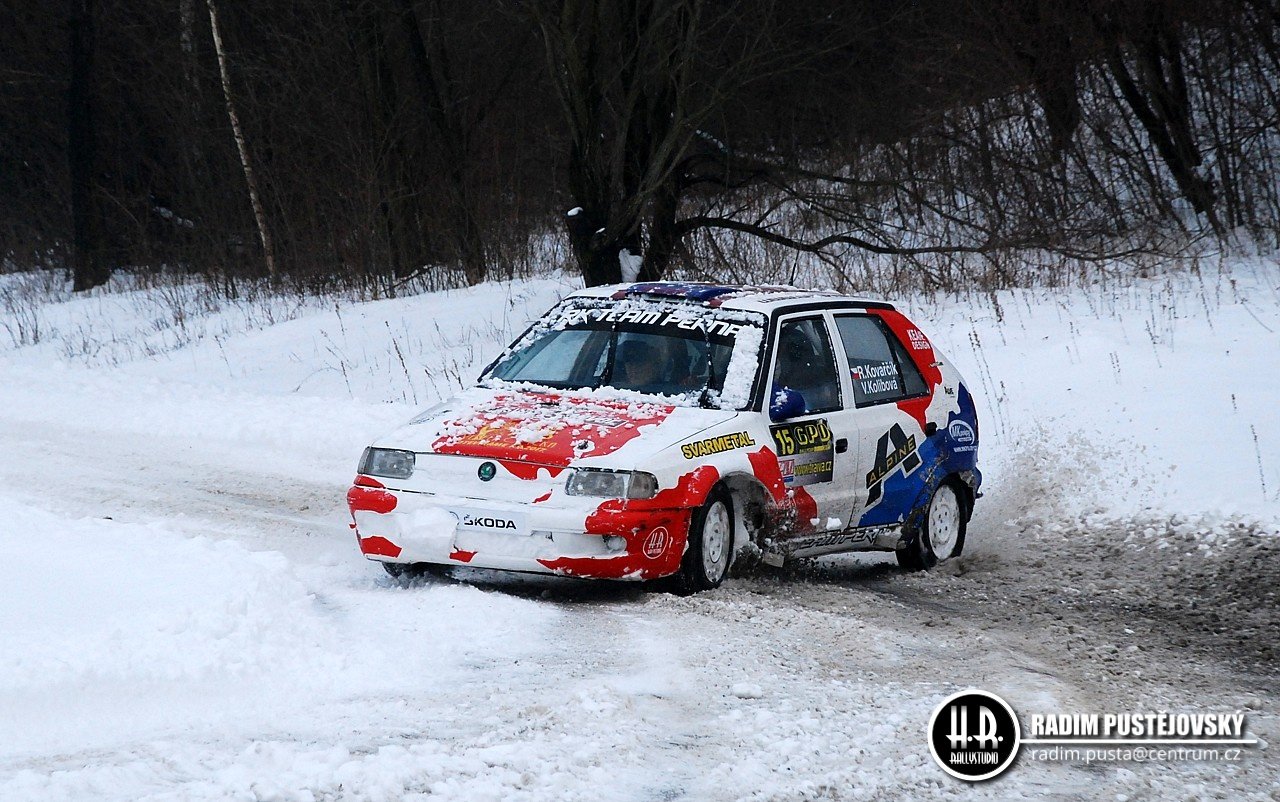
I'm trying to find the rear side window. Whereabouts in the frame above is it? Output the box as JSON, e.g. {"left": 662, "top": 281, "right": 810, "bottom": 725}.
{"left": 834, "top": 315, "right": 927, "bottom": 406}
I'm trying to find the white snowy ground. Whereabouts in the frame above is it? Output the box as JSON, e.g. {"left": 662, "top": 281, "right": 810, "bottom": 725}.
{"left": 0, "top": 261, "right": 1277, "bottom": 800}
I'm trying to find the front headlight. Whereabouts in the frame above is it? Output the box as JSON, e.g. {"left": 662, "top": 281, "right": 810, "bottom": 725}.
{"left": 359, "top": 447, "right": 416, "bottom": 480}
{"left": 565, "top": 469, "right": 658, "bottom": 499}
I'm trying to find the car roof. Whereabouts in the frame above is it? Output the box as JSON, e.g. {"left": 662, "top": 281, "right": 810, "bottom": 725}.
{"left": 567, "top": 282, "right": 894, "bottom": 314}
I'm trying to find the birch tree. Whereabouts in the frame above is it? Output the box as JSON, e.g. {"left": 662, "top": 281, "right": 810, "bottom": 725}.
{"left": 206, "top": 0, "right": 278, "bottom": 280}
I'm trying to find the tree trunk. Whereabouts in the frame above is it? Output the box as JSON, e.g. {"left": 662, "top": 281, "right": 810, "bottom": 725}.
{"left": 397, "top": 0, "right": 487, "bottom": 285}
{"left": 207, "top": 0, "right": 278, "bottom": 281}
{"left": 639, "top": 178, "right": 679, "bottom": 281}
{"left": 68, "top": 0, "right": 109, "bottom": 292}
{"left": 564, "top": 204, "right": 624, "bottom": 286}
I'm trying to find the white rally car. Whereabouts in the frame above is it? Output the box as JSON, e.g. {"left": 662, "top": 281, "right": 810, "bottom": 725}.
{"left": 348, "top": 282, "right": 982, "bottom": 592}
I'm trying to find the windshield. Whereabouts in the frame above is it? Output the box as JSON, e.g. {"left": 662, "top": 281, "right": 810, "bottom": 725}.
{"left": 484, "top": 302, "right": 764, "bottom": 408}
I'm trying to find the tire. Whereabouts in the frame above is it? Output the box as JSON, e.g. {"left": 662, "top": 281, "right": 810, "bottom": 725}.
{"left": 896, "top": 481, "right": 966, "bottom": 571}
{"left": 382, "top": 562, "right": 449, "bottom": 581}
{"left": 673, "top": 489, "right": 734, "bottom": 594}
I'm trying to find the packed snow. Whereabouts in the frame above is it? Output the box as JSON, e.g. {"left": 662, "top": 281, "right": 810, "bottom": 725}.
{"left": 0, "top": 261, "right": 1277, "bottom": 800}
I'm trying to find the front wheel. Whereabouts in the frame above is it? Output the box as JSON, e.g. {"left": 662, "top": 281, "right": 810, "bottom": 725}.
{"left": 673, "top": 490, "right": 734, "bottom": 593}
{"left": 382, "top": 562, "right": 451, "bottom": 582}
{"left": 896, "top": 482, "right": 966, "bottom": 571}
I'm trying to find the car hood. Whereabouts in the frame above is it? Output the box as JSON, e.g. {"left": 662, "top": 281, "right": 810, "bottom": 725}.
{"left": 377, "top": 386, "right": 739, "bottom": 468}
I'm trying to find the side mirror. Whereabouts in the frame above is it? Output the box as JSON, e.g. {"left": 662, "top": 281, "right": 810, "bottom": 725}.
{"left": 769, "top": 387, "right": 806, "bottom": 421}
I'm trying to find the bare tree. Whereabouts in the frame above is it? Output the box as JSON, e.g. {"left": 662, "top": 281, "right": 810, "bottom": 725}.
{"left": 207, "top": 0, "right": 278, "bottom": 280}
{"left": 68, "top": 0, "right": 109, "bottom": 291}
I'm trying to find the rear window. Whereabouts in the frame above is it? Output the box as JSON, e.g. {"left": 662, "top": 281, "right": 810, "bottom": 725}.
{"left": 834, "top": 315, "right": 927, "bottom": 406}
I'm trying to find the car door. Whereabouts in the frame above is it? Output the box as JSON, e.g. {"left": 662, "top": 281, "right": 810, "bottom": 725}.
{"left": 831, "top": 313, "right": 932, "bottom": 528}
{"left": 765, "top": 313, "right": 859, "bottom": 532}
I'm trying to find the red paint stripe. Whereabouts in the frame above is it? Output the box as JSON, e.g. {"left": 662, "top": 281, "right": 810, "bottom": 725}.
{"left": 868, "top": 309, "right": 942, "bottom": 432}
{"left": 347, "top": 485, "right": 398, "bottom": 514}
{"left": 360, "top": 536, "right": 402, "bottom": 558}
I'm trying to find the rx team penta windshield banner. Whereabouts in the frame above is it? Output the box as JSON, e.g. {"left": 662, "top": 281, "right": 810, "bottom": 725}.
{"left": 927, "top": 690, "right": 1260, "bottom": 781}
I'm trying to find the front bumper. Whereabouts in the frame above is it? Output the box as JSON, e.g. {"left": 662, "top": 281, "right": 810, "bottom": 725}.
{"left": 348, "top": 481, "right": 691, "bottom": 581}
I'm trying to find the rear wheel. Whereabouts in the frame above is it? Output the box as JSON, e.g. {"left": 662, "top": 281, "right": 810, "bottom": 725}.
{"left": 896, "top": 482, "right": 965, "bottom": 571}
{"left": 674, "top": 490, "right": 734, "bottom": 593}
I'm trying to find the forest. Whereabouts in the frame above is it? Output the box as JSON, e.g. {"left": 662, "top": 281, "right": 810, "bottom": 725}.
{"left": 2, "top": 0, "right": 1277, "bottom": 293}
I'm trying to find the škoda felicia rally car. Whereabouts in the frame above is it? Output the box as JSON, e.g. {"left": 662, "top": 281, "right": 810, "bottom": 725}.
{"left": 348, "top": 282, "right": 981, "bottom": 592}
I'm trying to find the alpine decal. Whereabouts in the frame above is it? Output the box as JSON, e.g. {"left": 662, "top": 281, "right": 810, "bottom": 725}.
{"left": 858, "top": 386, "right": 981, "bottom": 529}
{"left": 681, "top": 431, "right": 756, "bottom": 459}
{"left": 866, "top": 423, "right": 921, "bottom": 507}
{"left": 770, "top": 419, "right": 834, "bottom": 486}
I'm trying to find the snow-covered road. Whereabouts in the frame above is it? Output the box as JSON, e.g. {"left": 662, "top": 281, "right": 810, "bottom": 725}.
{"left": 2, "top": 268, "right": 1277, "bottom": 799}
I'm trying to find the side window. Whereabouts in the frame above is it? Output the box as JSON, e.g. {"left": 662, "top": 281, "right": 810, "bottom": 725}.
{"left": 886, "top": 331, "right": 928, "bottom": 397}
{"left": 771, "top": 318, "right": 842, "bottom": 413}
{"left": 834, "top": 315, "right": 926, "bottom": 405}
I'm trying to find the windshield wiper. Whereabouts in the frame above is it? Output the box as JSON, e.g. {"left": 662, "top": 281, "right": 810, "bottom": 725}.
{"left": 598, "top": 320, "right": 620, "bottom": 389}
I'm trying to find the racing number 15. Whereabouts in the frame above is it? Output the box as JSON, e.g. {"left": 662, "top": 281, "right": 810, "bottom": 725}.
{"left": 772, "top": 427, "right": 797, "bottom": 456}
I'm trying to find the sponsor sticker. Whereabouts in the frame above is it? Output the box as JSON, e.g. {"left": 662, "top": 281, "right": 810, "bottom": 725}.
{"left": 769, "top": 419, "right": 834, "bottom": 486}
{"left": 553, "top": 306, "right": 747, "bottom": 338}
{"left": 785, "top": 525, "right": 897, "bottom": 555}
{"left": 643, "top": 526, "right": 669, "bottom": 559}
{"left": 865, "top": 423, "right": 920, "bottom": 507}
{"left": 947, "top": 419, "right": 977, "bottom": 452}
{"left": 680, "top": 431, "right": 757, "bottom": 460}
{"left": 948, "top": 420, "right": 975, "bottom": 444}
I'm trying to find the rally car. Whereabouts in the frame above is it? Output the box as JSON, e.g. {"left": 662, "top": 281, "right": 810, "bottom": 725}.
{"left": 347, "top": 282, "right": 981, "bottom": 592}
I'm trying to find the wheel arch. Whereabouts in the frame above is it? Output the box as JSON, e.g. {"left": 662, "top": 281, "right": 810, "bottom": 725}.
{"left": 903, "top": 469, "right": 974, "bottom": 537}
{"left": 947, "top": 470, "right": 977, "bottom": 522}
{"left": 716, "top": 471, "right": 772, "bottom": 560}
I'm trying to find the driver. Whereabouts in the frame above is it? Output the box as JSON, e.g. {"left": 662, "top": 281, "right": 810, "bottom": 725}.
{"left": 616, "top": 339, "right": 664, "bottom": 390}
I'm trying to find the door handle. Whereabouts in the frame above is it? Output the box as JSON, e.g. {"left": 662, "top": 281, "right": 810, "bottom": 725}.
{"left": 835, "top": 438, "right": 848, "bottom": 453}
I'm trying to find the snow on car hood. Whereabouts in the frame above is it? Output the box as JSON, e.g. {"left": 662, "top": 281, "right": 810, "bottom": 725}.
{"left": 377, "top": 387, "right": 738, "bottom": 468}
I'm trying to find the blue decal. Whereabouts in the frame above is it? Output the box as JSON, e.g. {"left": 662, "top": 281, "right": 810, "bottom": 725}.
{"left": 944, "top": 384, "right": 980, "bottom": 471}
{"left": 623, "top": 282, "right": 741, "bottom": 302}
{"left": 858, "top": 429, "right": 937, "bottom": 527}
{"left": 856, "top": 383, "right": 982, "bottom": 527}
